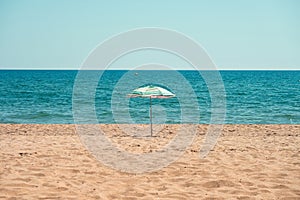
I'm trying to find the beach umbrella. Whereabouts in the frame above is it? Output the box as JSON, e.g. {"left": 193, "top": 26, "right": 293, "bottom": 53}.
{"left": 128, "top": 85, "right": 175, "bottom": 136}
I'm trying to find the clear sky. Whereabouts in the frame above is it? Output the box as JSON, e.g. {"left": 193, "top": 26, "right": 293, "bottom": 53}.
{"left": 0, "top": 0, "right": 299, "bottom": 70}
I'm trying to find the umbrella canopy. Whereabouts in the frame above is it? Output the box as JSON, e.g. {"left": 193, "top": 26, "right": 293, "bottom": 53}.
{"left": 128, "top": 85, "right": 175, "bottom": 136}
{"left": 128, "top": 85, "right": 175, "bottom": 99}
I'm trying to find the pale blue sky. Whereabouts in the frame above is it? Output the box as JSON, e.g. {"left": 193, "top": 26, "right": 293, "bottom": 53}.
{"left": 0, "top": 0, "right": 299, "bottom": 70}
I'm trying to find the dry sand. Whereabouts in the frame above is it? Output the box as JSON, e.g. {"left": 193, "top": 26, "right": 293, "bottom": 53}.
{"left": 0, "top": 124, "right": 299, "bottom": 199}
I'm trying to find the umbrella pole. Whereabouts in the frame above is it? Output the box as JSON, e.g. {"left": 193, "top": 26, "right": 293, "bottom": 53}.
{"left": 150, "top": 96, "right": 153, "bottom": 137}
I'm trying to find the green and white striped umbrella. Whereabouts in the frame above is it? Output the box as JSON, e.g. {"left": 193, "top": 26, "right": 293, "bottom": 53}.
{"left": 128, "top": 85, "right": 175, "bottom": 136}
{"left": 128, "top": 85, "right": 175, "bottom": 99}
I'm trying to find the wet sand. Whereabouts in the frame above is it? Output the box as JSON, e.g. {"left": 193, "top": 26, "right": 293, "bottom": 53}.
{"left": 0, "top": 124, "right": 299, "bottom": 199}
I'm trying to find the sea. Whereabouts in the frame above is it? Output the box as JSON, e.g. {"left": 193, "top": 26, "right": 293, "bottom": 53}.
{"left": 0, "top": 70, "right": 299, "bottom": 124}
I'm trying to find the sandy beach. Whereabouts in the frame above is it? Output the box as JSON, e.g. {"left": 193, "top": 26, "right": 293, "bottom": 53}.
{"left": 0, "top": 124, "right": 299, "bottom": 199}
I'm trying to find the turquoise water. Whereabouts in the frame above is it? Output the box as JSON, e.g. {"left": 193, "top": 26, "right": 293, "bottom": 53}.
{"left": 0, "top": 70, "right": 299, "bottom": 124}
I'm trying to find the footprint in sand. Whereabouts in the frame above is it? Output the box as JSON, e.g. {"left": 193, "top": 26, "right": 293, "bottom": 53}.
{"left": 202, "top": 180, "right": 236, "bottom": 188}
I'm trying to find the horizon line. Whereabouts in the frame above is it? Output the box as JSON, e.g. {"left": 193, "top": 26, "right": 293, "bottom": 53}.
{"left": 0, "top": 68, "right": 299, "bottom": 71}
